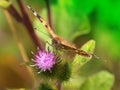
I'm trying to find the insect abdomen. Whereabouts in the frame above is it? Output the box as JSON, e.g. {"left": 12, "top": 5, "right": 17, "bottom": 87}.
{"left": 75, "top": 50, "right": 91, "bottom": 57}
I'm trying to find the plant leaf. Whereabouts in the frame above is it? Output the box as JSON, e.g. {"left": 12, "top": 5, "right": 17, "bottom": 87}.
{"left": 72, "top": 40, "right": 96, "bottom": 70}
{"left": 80, "top": 71, "right": 114, "bottom": 90}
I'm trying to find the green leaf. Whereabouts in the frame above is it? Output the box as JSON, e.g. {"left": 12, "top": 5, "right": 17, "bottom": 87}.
{"left": 0, "top": 0, "right": 11, "bottom": 8}
{"left": 72, "top": 40, "right": 96, "bottom": 70}
{"left": 63, "top": 77, "right": 85, "bottom": 90}
{"left": 80, "top": 71, "right": 114, "bottom": 90}
{"left": 58, "top": 0, "right": 96, "bottom": 16}
{"left": 54, "top": 3, "right": 91, "bottom": 41}
{"left": 97, "top": 0, "right": 120, "bottom": 27}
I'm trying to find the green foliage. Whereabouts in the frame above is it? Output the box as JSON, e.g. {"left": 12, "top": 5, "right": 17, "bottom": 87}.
{"left": 38, "top": 83, "right": 53, "bottom": 90}
{"left": 80, "top": 71, "right": 114, "bottom": 90}
{"left": 0, "top": 0, "right": 11, "bottom": 8}
{"left": 30, "top": 0, "right": 120, "bottom": 88}
{"left": 34, "top": 5, "right": 90, "bottom": 42}
{"left": 25, "top": 0, "right": 44, "bottom": 7}
{"left": 38, "top": 62, "right": 71, "bottom": 82}
{"left": 97, "top": 0, "right": 120, "bottom": 27}
{"left": 56, "top": 62, "right": 71, "bottom": 82}
{"left": 72, "top": 40, "right": 95, "bottom": 70}
{"left": 94, "top": 0, "right": 120, "bottom": 60}
{"left": 26, "top": 0, "right": 58, "bottom": 6}
{"left": 94, "top": 26, "right": 120, "bottom": 60}
{"left": 63, "top": 40, "right": 96, "bottom": 90}
{"left": 59, "top": 0, "right": 96, "bottom": 16}
{"left": 38, "top": 63, "right": 59, "bottom": 78}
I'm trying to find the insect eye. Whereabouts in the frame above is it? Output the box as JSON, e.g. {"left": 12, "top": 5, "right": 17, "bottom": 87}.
{"left": 52, "top": 39, "right": 58, "bottom": 45}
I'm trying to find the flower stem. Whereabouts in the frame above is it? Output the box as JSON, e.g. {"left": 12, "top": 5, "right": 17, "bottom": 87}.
{"left": 56, "top": 81, "right": 62, "bottom": 90}
{"left": 8, "top": 4, "right": 23, "bottom": 23}
{"left": 17, "top": 0, "right": 44, "bottom": 50}
{"left": 45, "top": 0, "right": 53, "bottom": 30}
{"left": 3, "top": 10, "right": 36, "bottom": 89}
{"left": 57, "top": 82, "right": 62, "bottom": 90}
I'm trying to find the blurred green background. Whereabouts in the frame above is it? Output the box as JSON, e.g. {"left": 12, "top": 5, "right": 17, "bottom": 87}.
{"left": 0, "top": 0, "right": 120, "bottom": 90}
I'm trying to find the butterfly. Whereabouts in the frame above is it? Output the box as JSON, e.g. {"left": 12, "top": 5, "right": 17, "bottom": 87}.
{"left": 27, "top": 5, "right": 92, "bottom": 57}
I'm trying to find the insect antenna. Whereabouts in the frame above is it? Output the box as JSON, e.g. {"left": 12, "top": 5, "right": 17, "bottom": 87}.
{"left": 92, "top": 54, "right": 100, "bottom": 60}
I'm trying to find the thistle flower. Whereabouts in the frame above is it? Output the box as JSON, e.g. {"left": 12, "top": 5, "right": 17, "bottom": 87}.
{"left": 32, "top": 49, "right": 56, "bottom": 72}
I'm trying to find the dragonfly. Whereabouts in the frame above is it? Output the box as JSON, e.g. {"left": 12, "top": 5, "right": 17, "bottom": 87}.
{"left": 27, "top": 5, "right": 92, "bottom": 58}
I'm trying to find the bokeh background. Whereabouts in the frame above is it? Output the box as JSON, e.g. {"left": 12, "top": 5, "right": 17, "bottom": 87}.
{"left": 0, "top": 0, "right": 120, "bottom": 90}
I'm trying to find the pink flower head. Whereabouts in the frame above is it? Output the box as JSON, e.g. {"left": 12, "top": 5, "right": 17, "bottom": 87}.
{"left": 33, "top": 50, "right": 55, "bottom": 72}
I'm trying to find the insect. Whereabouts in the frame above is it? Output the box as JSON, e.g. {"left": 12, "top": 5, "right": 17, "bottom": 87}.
{"left": 27, "top": 5, "right": 92, "bottom": 57}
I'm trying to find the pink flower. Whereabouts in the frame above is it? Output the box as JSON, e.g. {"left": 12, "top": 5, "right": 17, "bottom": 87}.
{"left": 32, "top": 50, "right": 55, "bottom": 72}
